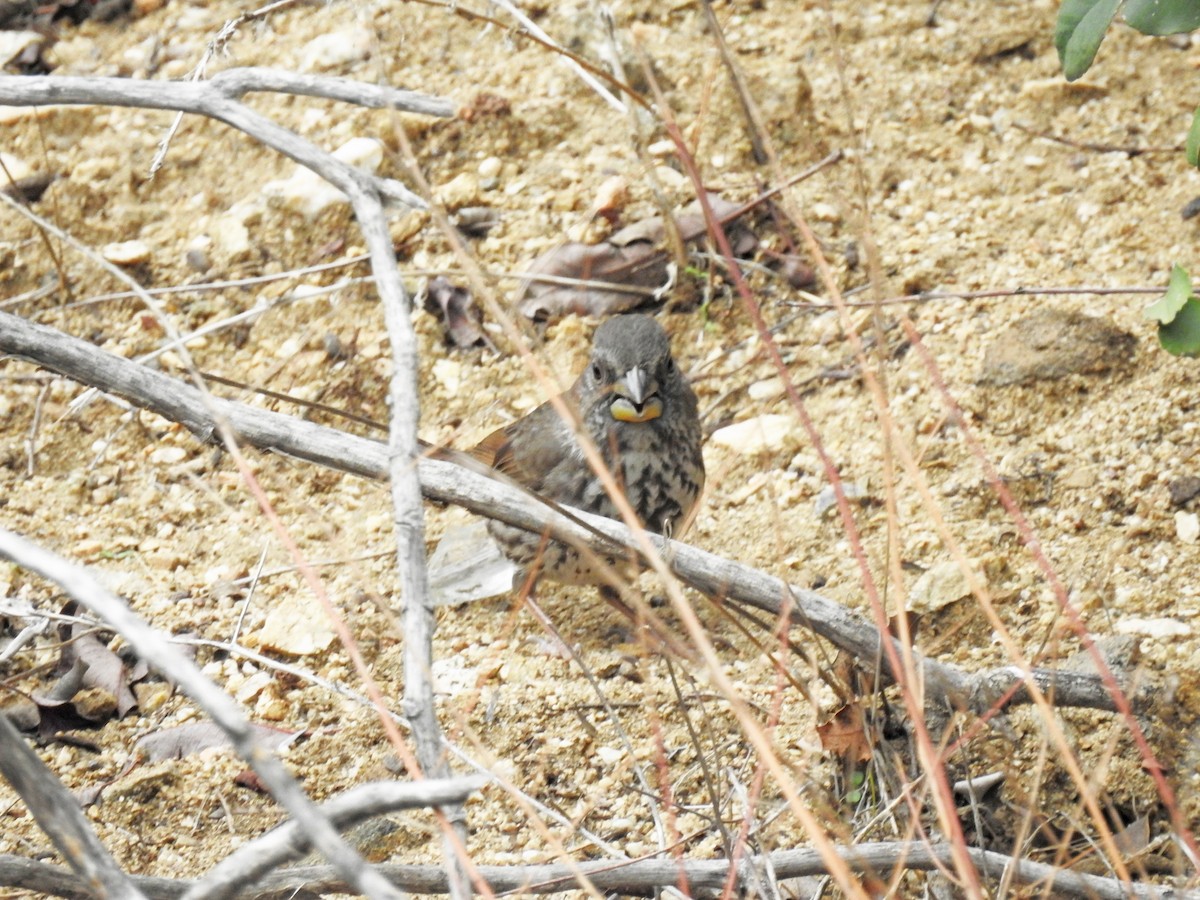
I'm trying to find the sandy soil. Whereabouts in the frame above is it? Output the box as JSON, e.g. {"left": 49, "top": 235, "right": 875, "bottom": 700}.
{"left": 2, "top": 0, "right": 1200, "bottom": 894}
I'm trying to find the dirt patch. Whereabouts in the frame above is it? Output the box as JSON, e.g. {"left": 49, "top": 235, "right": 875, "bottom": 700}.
{"left": 2, "top": 0, "right": 1200, "bottom": 892}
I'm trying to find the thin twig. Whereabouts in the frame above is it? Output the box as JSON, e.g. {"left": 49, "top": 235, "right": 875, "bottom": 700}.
{"left": 0, "top": 839, "right": 1186, "bottom": 899}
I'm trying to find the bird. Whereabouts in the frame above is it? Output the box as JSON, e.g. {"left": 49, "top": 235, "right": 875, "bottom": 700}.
{"left": 465, "top": 314, "right": 705, "bottom": 595}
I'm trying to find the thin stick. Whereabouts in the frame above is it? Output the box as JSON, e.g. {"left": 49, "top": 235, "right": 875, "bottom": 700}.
{"left": 0, "top": 839, "right": 1182, "bottom": 899}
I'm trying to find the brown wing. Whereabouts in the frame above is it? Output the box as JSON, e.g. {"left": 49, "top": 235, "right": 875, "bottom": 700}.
{"left": 466, "top": 396, "right": 577, "bottom": 491}
{"left": 466, "top": 424, "right": 517, "bottom": 473}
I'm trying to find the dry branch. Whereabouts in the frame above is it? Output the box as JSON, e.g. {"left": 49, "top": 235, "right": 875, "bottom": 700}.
{"left": 0, "top": 310, "right": 1124, "bottom": 715}
{"left": 0, "top": 70, "right": 451, "bottom": 208}
{"left": 0, "top": 715, "right": 146, "bottom": 900}
{"left": 182, "top": 777, "right": 485, "bottom": 900}
{"left": 0, "top": 840, "right": 1185, "bottom": 899}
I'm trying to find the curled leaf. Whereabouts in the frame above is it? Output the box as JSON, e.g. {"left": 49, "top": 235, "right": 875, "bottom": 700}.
{"left": 422, "top": 277, "right": 488, "bottom": 350}
{"left": 1188, "top": 107, "right": 1200, "bottom": 170}
{"left": 1054, "top": 0, "right": 1121, "bottom": 80}
{"left": 1144, "top": 264, "right": 1195, "bottom": 324}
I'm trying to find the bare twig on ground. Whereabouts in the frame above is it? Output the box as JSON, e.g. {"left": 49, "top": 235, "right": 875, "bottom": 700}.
{"left": 0, "top": 70, "right": 451, "bottom": 208}
{"left": 0, "top": 840, "right": 1187, "bottom": 899}
{"left": 0, "top": 310, "right": 1125, "bottom": 716}
{"left": 182, "top": 778, "right": 485, "bottom": 900}
{"left": 0, "top": 715, "right": 147, "bottom": 900}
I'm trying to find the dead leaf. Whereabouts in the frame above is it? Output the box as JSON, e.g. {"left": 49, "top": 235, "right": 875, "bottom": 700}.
{"left": 816, "top": 702, "right": 872, "bottom": 763}
{"left": 68, "top": 629, "right": 141, "bottom": 718}
{"left": 517, "top": 194, "right": 759, "bottom": 322}
{"left": 422, "top": 276, "right": 489, "bottom": 350}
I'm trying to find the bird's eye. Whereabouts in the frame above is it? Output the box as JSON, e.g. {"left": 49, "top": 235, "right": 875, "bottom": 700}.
{"left": 590, "top": 361, "right": 604, "bottom": 381}
{"left": 664, "top": 357, "right": 675, "bottom": 374}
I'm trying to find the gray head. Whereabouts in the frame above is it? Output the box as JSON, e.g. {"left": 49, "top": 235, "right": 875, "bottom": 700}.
{"left": 579, "top": 314, "right": 689, "bottom": 425}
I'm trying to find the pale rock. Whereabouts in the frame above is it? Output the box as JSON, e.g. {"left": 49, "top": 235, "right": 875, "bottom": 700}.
{"left": 436, "top": 172, "right": 481, "bottom": 210}
{"left": 595, "top": 746, "right": 623, "bottom": 765}
{"left": 710, "top": 414, "right": 796, "bottom": 454}
{"left": 1113, "top": 617, "right": 1192, "bottom": 638}
{"left": 1176, "top": 511, "right": 1200, "bottom": 544}
{"left": 0, "top": 152, "right": 32, "bottom": 183}
{"left": 235, "top": 671, "right": 274, "bottom": 703}
{"left": 262, "top": 137, "right": 384, "bottom": 219}
{"left": 300, "top": 26, "right": 373, "bottom": 71}
{"left": 0, "top": 31, "right": 43, "bottom": 68}
{"left": 431, "top": 657, "right": 476, "bottom": 695}
{"left": 809, "top": 201, "right": 841, "bottom": 223}
{"left": 149, "top": 446, "right": 187, "bottom": 465}
{"left": 102, "top": 240, "right": 152, "bottom": 266}
{"left": 255, "top": 691, "right": 290, "bottom": 721}
{"left": 477, "top": 156, "right": 502, "bottom": 179}
{"left": 910, "top": 560, "right": 986, "bottom": 613}
{"left": 815, "top": 482, "right": 870, "bottom": 516}
{"left": 257, "top": 592, "right": 335, "bottom": 656}
{"left": 210, "top": 214, "right": 251, "bottom": 257}
{"left": 747, "top": 376, "right": 784, "bottom": 401}
{"left": 275, "top": 336, "right": 303, "bottom": 359}
{"left": 652, "top": 165, "right": 688, "bottom": 190}
{"left": 432, "top": 357, "right": 462, "bottom": 394}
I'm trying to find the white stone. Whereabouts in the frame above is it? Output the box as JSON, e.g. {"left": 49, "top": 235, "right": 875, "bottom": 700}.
{"left": 300, "top": 26, "right": 373, "bottom": 71}
{"left": 1113, "top": 617, "right": 1192, "bottom": 638}
{"left": 0, "top": 152, "right": 32, "bottom": 182}
{"left": 0, "top": 31, "right": 43, "bottom": 68}
{"left": 102, "top": 240, "right": 152, "bottom": 265}
{"left": 477, "top": 156, "right": 502, "bottom": 179}
{"left": 149, "top": 446, "right": 187, "bottom": 465}
{"left": 432, "top": 358, "right": 462, "bottom": 394}
{"left": 1177, "top": 511, "right": 1200, "bottom": 544}
{"left": 747, "top": 376, "right": 783, "bottom": 400}
{"left": 257, "top": 592, "right": 335, "bottom": 655}
{"left": 710, "top": 414, "right": 796, "bottom": 454}
{"left": 809, "top": 201, "right": 841, "bottom": 223}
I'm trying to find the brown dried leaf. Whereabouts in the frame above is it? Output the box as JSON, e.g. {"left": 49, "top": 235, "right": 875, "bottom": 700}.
{"left": 68, "top": 630, "right": 139, "bottom": 718}
{"left": 816, "top": 702, "right": 872, "bottom": 763}
{"left": 517, "top": 194, "right": 758, "bottom": 322}
{"left": 518, "top": 240, "right": 667, "bottom": 320}
{"left": 422, "top": 276, "right": 488, "bottom": 350}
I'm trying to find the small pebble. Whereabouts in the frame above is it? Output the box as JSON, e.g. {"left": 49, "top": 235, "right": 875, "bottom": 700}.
{"left": 477, "top": 156, "right": 502, "bottom": 179}
{"left": 1175, "top": 511, "right": 1199, "bottom": 544}
{"left": 102, "top": 240, "right": 152, "bottom": 265}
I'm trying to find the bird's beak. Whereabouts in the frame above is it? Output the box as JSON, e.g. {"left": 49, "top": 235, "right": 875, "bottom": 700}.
{"left": 610, "top": 366, "right": 663, "bottom": 423}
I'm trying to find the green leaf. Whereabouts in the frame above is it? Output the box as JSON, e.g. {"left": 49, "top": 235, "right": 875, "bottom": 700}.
{"left": 1055, "top": 0, "right": 1123, "bottom": 80}
{"left": 1158, "top": 298, "right": 1200, "bottom": 356}
{"left": 1145, "top": 264, "right": 1195, "bottom": 323}
{"left": 1188, "top": 107, "right": 1200, "bottom": 168}
{"left": 1125, "top": 0, "right": 1200, "bottom": 35}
